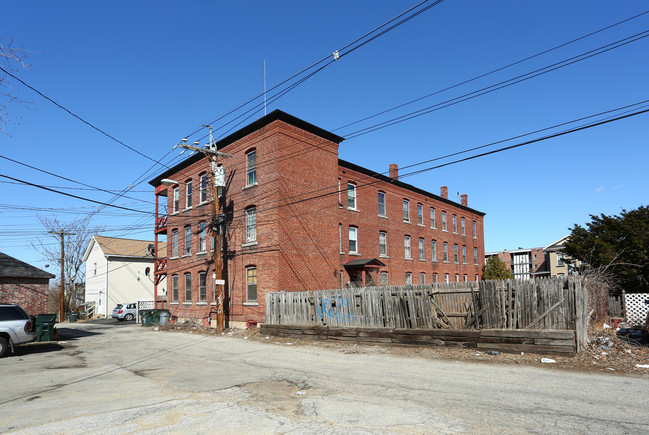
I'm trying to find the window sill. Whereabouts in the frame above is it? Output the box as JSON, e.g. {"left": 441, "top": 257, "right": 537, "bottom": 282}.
{"left": 197, "top": 302, "right": 208, "bottom": 305}
{"left": 242, "top": 241, "right": 258, "bottom": 248}
{"left": 431, "top": 226, "right": 437, "bottom": 230}
{"left": 348, "top": 252, "right": 361, "bottom": 256}
{"left": 196, "top": 251, "right": 207, "bottom": 256}
{"left": 243, "top": 302, "right": 259, "bottom": 306}
{"left": 169, "top": 256, "right": 179, "bottom": 260}
{"left": 171, "top": 211, "right": 179, "bottom": 216}
{"left": 348, "top": 208, "right": 360, "bottom": 213}
{"left": 242, "top": 182, "right": 258, "bottom": 191}
{"left": 379, "top": 255, "right": 389, "bottom": 259}
{"left": 417, "top": 224, "right": 425, "bottom": 227}
{"left": 182, "top": 254, "right": 192, "bottom": 258}
{"left": 443, "top": 261, "right": 450, "bottom": 264}
{"left": 403, "top": 220, "right": 411, "bottom": 224}
{"left": 405, "top": 257, "right": 413, "bottom": 261}
{"left": 182, "top": 302, "right": 193, "bottom": 306}
{"left": 419, "top": 259, "right": 426, "bottom": 262}
{"left": 210, "top": 302, "right": 217, "bottom": 306}
{"left": 184, "top": 207, "right": 193, "bottom": 212}
{"left": 170, "top": 302, "right": 179, "bottom": 305}
{"left": 197, "top": 201, "right": 210, "bottom": 207}
{"left": 378, "top": 214, "right": 388, "bottom": 219}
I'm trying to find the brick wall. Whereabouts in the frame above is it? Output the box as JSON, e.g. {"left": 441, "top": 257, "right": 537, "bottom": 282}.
{"left": 0, "top": 279, "right": 50, "bottom": 315}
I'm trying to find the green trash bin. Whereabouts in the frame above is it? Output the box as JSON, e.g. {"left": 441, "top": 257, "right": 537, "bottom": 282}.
{"left": 68, "top": 313, "right": 79, "bottom": 323}
{"left": 140, "top": 310, "right": 154, "bottom": 326}
{"left": 151, "top": 309, "right": 162, "bottom": 325}
{"left": 34, "top": 314, "right": 57, "bottom": 342}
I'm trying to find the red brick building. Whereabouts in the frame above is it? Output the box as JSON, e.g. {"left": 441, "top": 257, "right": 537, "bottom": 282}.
{"left": 0, "top": 252, "right": 54, "bottom": 315}
{"left": 149, "top": 111, "right": 485, "bottom": 326}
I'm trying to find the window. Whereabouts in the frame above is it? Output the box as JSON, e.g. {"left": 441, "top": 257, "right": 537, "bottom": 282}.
{"left": 475, "top": 274, "right": 479, "bottom": 282}
{"left": 430, "top": 208, "right": 436, "bottom": 229}
{"left": 420, "top": 273, "right": 426, "bottom": 285}
{"left": 404, "top": 236, "right": 411, "bottom": 259}
{"left": 455, "top": 274, "right": 459, "bottom": 283}
{"left": 338, "top": 179, "right": 342, "bottom": 207}
{"left": 557, "top": 253, "right": 564, "bottom": 267}
{"left": 339, "top": 224, "right": 343, "bottom": 253}
{"left": 405, "top": 272, "right": 412, "bottom": 285}
{"left": 246, "top": 149, "right": 257, "bottom": 185}
{"left": 452, "top": 215, "right": 457, "bottom": 233}
{"left": 171, "top": 229, "right": 178, "bottom": 257}
{"left": 461, "top": 217, "right": 465, "bottom": 235}
{"left": 93, "top": 263, "right": 97, "bottom": 276}
{"left": 474, "top": 247, "right": 478, "bottom": 265}
{"left": 473, "top": 220, "right": 477, "bottom": 238}
{"left": 199, "top": 173, "right": 208, "bottom": 203}
{"left": 417, "top": 204, "right": 423, "bottom": 225}
{"left": 378, "top": 191, "right": 386, "bottom": 217}
{"left": 433, "top": 273, "right": 438, "bottom": 283}
{"left": 348, "top": 183, "right": 357, "bottom": 209}
{"left": 198, "top": 221, "right": 207, "bottom": 253}
{"left": 444, "top": 273, "right": 449, "bottom": 283}
{"left": 199, "top": 272, "right": 207, "bottom": 302}
{"left": 379, "top": 232, "right": 387, "bottom": 257}
{"left": 462, "top": 245, "right": 467, "bottom": 264}
{"left": 418, "top": 237, "right": 425, "bottom": 260}
{"left": 184, "top": 273, "right": 192, "bottom": 301}
{"left": 184, "top": 226, "right": 191, "bottom": 255}
{"left": 443, "top": 242, "right": 448, "bottom": 262}
{"left": 380, "top": 271, "right": 388, "bottom": 286}
{"left": 171, "top": 275, "right": 178, "bottom": 301}
{"left": 442, "top": 211, "right": 447, "bottom": 231}
{"left": 463, "top": 274, "right": 468, "bottom": 283}
{"left": 453, "top": 244, "right": 459, "bottom": 263}
{"left": 431, "top": 239, "right": 437, "bottom": 262}
{"left": 403, "top": 199, "right": 410, "bottom": 222}
{"left": 245, "top": 207, "right": 257, "bottom": 243}
{"left": 349, "top": 226, "right": 358, "bottom": 253}
{"left": 246, "top": 266, "right": 257, "bottom": 302}
{"left": 186, "top": 181, "right": 193, "bottom": 208}
{"left": 173, "top": 187, "right": 179, "bottom": 213}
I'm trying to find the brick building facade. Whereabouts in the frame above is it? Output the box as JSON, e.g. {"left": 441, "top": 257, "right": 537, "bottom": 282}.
{"left": 0, "top": 252, "right": 54, "bottom": 315}
{"left": 150, "top": 111, "right": 485, "bottom": 326}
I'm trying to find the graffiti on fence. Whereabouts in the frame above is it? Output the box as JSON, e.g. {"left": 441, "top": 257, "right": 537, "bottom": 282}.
{"left": 318, "top": 296, "right": 356, "bottom": 323}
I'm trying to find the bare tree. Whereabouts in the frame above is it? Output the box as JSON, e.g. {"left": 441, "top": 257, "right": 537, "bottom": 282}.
{"left": 0, "top": 37, "right": 32, "bottom": 134}
{"left": 32, "top": 216, "right": 104, "bottom": 312}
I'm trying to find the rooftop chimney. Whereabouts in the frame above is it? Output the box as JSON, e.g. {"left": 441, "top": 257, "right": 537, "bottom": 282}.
{"left": 389, "top": 163, "right": 399, "bottom": 180}
{"left": 461, "top": 194, "right": 468, "bottom": 206}
{"left": 441, "top": 186, "right": 448, "bottom": 199}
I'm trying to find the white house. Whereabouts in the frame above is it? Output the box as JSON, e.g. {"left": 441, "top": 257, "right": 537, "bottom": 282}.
{"left": 83, "top": 236, "right": 166, "bottom": 318}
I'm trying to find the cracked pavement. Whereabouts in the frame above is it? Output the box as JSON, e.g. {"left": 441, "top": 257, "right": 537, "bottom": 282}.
{"left": 1, "top": 321, "right": 648, "bottom": 434}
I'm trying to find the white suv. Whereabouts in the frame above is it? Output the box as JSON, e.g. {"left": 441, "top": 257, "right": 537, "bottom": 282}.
{"left": 0, "top": 304, "right": 36, "bottom": 357}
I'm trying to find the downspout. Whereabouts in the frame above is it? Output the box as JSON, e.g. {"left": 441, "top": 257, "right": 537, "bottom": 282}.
{"left": 105, "top": 255, "right": 109, "bottom": 317}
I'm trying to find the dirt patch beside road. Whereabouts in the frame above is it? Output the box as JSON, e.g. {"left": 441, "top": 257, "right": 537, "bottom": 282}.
{"left": 156, "top": 322, "right": 649, "bottom": 377}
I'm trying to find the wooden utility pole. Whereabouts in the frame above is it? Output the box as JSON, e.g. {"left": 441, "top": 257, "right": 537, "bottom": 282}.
{"left": 180, "top": 129, "right": 231, "bottom": 331}
{"left": 49, "top": 230, "right": 75, "bottom": 322}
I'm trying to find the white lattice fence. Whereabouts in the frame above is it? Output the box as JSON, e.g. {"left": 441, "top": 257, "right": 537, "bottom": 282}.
{"left": 623, "top": 293, "right": 649, "bottom": 325}
{"left": 137, "top": 299, "right": 156, "bottom": 323}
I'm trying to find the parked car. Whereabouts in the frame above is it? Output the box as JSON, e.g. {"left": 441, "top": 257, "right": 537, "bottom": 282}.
{"left": 0, "top": 304, "right": 36, "bottom": 357}
{"left": 112, "top": 303, "right": 137, "bottom": 321}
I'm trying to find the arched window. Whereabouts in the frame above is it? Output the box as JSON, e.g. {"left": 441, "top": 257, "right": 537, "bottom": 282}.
{"left": 246, "top": 149, "right": 257, "bottom": 186}
{"left": 245, "top": 207, "right": 257, "bottom": 243}
{"left": 246, "top": 266, "right": 258, "bottom": 303}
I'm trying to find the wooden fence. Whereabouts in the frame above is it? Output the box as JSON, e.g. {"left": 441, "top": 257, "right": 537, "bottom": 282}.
{"left": 265, "top": 277, "right": 589, "bottom": 352}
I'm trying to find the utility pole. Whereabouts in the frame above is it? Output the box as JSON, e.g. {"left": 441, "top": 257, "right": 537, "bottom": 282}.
{"left": 181, "top": 127, "right": 231, "bottom": 331}
{"left": 49, "top": 230, "right": 75, "bottom": 322}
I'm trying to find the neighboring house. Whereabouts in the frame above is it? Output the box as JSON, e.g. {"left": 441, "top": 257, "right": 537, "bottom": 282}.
{"left": 149, "top": 110, "right": 486, "bottom": 326}
{"left": 0, "top": 252, "right": 55, "bottom": 315}
{"left": 83, "top": 236, "right": 167, "bottom": 318}
{"left": 544, "top": 236, "right": 580, "bottom": 277}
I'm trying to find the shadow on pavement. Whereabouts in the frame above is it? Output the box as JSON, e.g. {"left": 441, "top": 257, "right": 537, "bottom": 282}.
{"left": 56, "top": 327, "right": 103, "bottom": 340}
{"left": 14, "top": 342, "right": 65, "bottom": 356}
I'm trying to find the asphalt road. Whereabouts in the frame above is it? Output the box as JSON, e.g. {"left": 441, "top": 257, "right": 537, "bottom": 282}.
{"left": 1, "top": 322, "right": 648, "bottom": 434}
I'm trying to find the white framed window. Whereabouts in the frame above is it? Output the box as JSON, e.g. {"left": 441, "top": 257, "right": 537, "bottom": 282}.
{"left": 473, "top": 220, "right": 477, "bottom": 238}
{"left": 199, "top": 173, "right": 208, "bottom": 203}
{"left": 403, "top": 199, "right": 410, "bottom": 222}
{"left": 404, "top": 235, "right": 411, "bottom": 259}
{"left": 378, "top": 191, "right": 386, "bottom": 217}
{"left": 339, "top": 224, "right": 343, "bottom": 253}
{"left": 171, "top": 229, "right": 178, "bottom": 257}
{"left": 172, "top": 187, "right": 179, "bottom": 213}
{"left": 184, "top": 272, "right": 192, "bottom": 301}
{"left": 442, "top": 211, "right": 447, "bottom": 231}
{"left": 184, "top": 226, "right": 191, "bottom": 255}
{"left": 431, "top": 239, "right": 437, "bottom": 262}
{"left": 430, "top": 208, "right": 436, "bottom": 229}
{"left": 245, "top": 207, "right": 257, "bottom": 243}
{"left": 348, "top": 183, "right": 357, "bottom": 209}
{"left": 461, "top": 217, "right": 466, "bottom": 235}
{"left": 432, "top": 273, "right": 438, "bottom": 284}
{"left": 186, "top": 180, "right": 193, "bottom": 208}
{"left": 349, "top": 226, "right": 358, "bottom": 254}
{"left": 379, "top": 232, "right": 387, "bottom": 257}
{"left": 246, "top": 149, "right": 257, "bottom": 186}
{"left": 557, "top": 253, "right": 564, "bottom": 267}
{"left": 420, "top": 273, "right": 426, "bottom": 285}
{"left": 380, "top": 271, "right": 388, "bottom": 286}
{"left": 418, "top": 237, "right": 425, "bottom": 260}
{"left": 417, "top": 204, "right": 423, "bottom": 225}
{"left": 199, "top": 271, "right": 207, "bottom": 302}
{"left": 452, "top": 215, "right": 457, "bottom": 233}
{"left": 198, "top": 221, "right": 207, "bottom": 253}
{"left": 338, "top": 179, "right": 342, "bottom": 207}
{"left": 246, "top": 266, "right": 257, "bottom": 302}
{"left": 463, "top": 274, "right": 468, "bottom": 283}
{"left": 462, "top": 245, "right": 467, "bottom": 264}
{"left": 453, "top": 243, "right": 459, "bottom": 263}
{"left": 443, "top": 242, "right": 448, "bottom": 262}
{"left": 455, "top": 274, "right": 459, "bottom": 283}
{"left": 444, "top": 273, "right": 449, "bottom": 283}
{"left": 405, "top": 272, "right": 412, "bottom": 285}
{"left": 171, "top": 275, "right": 178, "bottom": 301}
{"left": 475, "top": 274, "right": 479, "bottom": 282}
{"left": 474, "top": 247, "right": 478, "bottom": 265}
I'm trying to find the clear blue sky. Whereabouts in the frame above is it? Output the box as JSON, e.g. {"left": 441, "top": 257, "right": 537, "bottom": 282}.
{"left": 1, "top": 1, "right": 648, "bottom": 273}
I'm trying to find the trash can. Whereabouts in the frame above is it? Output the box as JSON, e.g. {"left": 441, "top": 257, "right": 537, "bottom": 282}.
{"left": 68, "top": 313, "right": 79, "bottom": 323}
{"left": 159, "top": 309, "right": 171, "bottom": 325}
{"left": 140, "top": 310, "right": 154, "bottom": 327}
{"left": 151, "top": 309, "right": 162, "bottom": 325}
{"left": 34, "top": 314, "right": 57, "bottom": 342}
